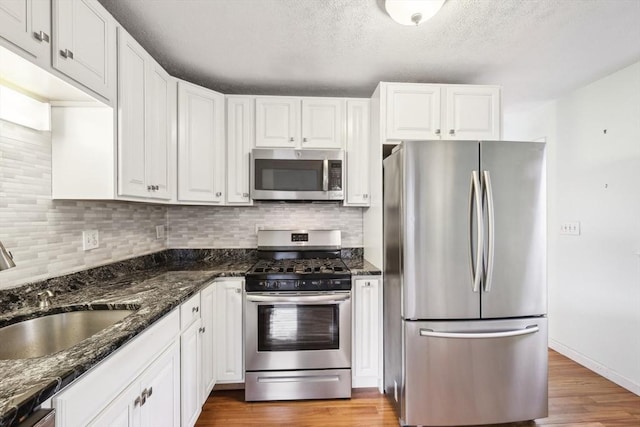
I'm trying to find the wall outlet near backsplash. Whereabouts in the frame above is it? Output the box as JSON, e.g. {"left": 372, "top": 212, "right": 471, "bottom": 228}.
{"left": 82, "top": 230, "right": 99, "bottom": 251}
{"left": 156, "top": 225, "right": 166, "bottom": 239}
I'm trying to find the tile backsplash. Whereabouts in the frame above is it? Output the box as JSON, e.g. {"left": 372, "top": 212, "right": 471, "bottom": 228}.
{"left": 168, "top": 203, "right": 364, "bottom": 249}
{"left": 0, "top": 121, "right": 168, "bottom": 289}
{"left": 0, "top": 119, "right": 364, "bottom": 290}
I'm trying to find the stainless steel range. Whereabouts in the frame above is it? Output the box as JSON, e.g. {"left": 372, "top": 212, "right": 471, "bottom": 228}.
{"left": 244, "top": 230, "right": 352, "bottom": 401}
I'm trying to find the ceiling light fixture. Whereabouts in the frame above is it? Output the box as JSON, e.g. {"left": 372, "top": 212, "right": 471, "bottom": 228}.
{"left": 385, "top": 0, "right": 445, "bottom": 26}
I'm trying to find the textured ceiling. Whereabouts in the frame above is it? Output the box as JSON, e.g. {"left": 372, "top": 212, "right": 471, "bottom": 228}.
{"left": 97, "top": 0, "right": 640, "bottom": 110}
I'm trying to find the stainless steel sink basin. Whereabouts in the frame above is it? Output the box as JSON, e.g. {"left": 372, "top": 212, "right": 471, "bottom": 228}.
{"left": 0, "top": 309, "right": 135, "bottom": 360}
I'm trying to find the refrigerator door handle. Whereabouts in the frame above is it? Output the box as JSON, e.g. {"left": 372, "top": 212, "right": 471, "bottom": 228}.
{"left": 469, "top": 171, "right": 484, "bottom": 292}
{"left": 482, "top": 170, "right": 495, "bottom": 292}
{"left": 419, "top": 325, "right": 539, "bottom": 339}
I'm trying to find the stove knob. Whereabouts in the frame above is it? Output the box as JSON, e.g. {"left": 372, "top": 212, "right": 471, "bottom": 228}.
{"left": 273, "top": 281, "right": 280, "bottom": 289}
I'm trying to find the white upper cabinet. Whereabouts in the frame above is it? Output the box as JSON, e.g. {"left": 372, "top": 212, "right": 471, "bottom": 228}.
{"left": 301, "top": 98, "right": 344, "bottom": 149}
{"left": 117, "top": 28, "right": 175, "bottom": 201}
{"left": 52, "top": 0, "right": 116, "bottom": 103}
{"left": 255, "top": 97, "right": 299, "bottom": 148}
{"left": 384, "top": 82, "right": 501, "bottom": 141}
{"left": 386, "top": 83, "right": 441, "bottom": 140}
{"left": 255, "top": 97, "right": 345, "bottom": 149}
{"left": 0, "top": 0, "right": 51, "bottom": 67}
{"left": 177, "top": 81, "right": 225, "bottom": 204}
{"left": 226, "top": 96, "right": 254, "bottom": 205}
{"left": 444, "top": 85, "right": 501, "bottom": 140}
{"left": 345, "top": 99, "right": 370, "bottom": 206}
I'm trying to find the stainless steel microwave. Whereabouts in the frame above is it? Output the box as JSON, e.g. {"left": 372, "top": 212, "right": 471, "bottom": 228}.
{"left": 251, "top": 149, "right": 344, "bottom": 201}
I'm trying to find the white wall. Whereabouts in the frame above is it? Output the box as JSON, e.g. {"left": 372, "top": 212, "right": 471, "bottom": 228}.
{"left": 504, "top": 61, "right": 640, "bottom": 395}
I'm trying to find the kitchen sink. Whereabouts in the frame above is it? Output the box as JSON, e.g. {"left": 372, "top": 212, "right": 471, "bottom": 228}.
{"left": 0, "top": 309, "right": 136, "bottom": 360}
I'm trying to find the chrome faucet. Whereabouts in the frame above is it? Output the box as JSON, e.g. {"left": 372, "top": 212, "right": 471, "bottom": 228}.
{"left": 36, "top": 290, "right": 54, "bottom": 309}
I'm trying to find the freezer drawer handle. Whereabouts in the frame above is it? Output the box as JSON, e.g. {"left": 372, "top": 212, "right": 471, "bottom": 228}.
{"left": 419, "top": 325, "right": 539, "bottom": 339}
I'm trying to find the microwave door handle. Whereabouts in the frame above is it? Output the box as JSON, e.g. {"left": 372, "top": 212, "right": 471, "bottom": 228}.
{"left": 322, "top": 159, "right": 329, "bottom": 191}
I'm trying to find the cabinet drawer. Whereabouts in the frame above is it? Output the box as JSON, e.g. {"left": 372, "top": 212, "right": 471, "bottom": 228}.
{"left": 180, "top": 293, "right": 201, "bottom": 330}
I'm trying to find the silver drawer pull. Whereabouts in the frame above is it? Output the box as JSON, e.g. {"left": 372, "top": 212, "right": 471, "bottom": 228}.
{"left": 419, "top": 325, "right": 539, "bottom": 339}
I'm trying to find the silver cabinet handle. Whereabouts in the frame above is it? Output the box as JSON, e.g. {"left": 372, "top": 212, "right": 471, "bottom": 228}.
{"left": 468, "top": 171, "right": 483, "bottom": 293}
{"left": 199, "top": 327, "right": 205, "bottom": 333}
{"left": 60, "top": 49, "right": 74, "bottom": 59}
{"left": 147, "top": 185, "right": 152, "bottom": 191}
{"left": 215, "top": 191, "right": 222, "bottom": 197}
{"left": 303, "top": 137, "right": 308, "bottom": 142}
{"left": 435, "top": 129, "right": 441, "bottom": 135}
{"left": 140, "top": 388, "right": 148, "bottom": 406}
{"left": 235, "top": 288, "right": 241, "bottom": 294}
{"left": 482, "top": 170, "right": 495, "bottom": 292}
{"left": 420, "top": 325, "right": 539, "bottom": 339}
{"left": 147, "top": 387, "right": 152, "bottom": 397}
{"left": 449, "top": 129, "right": 455, "bottom": 136}
{"left": 192, "top": 306, "right": 199, "bottom": 313}
{"left": 242, "top": 192, "right": 249, "bottom": 197}
{"left": 363, "top": 194, "right": 368, "bottom": 199}
{"left": 33, "top": 31, "right": 50, "bottom": 43}
{"left": 363, "top": 282, "right": 371, "bottom": 287}
{"left": 289, "top": 137, "right": 295, "bottom": 142}
{"left": 134, "top": 396, "right": 141, "bottom": 407}
{"left": 322, "top": 159, "right": 329, "bottom": 192}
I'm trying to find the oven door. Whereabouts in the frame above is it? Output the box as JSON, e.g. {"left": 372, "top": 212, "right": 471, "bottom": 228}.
{"left": 251, "top": 149, "right": 344, "bottom": 201}
{"left": 245, "top": 291, "right": 351, "bottom": 371}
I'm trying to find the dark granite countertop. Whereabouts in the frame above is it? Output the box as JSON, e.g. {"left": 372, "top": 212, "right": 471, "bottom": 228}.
{"left": 0, "top": 248, "right": 378, "bottom": 426}
{"left": 0, "top": 254, "right": 252, "bottom": 427}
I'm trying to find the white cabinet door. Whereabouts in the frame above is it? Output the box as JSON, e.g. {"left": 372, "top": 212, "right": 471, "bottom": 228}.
{"left": 89, "top": 342, "right": 180, "bottom": 427}
{"left": 444, "top": 85, "right": 501, "bottom": 140}
{"left": 52, "top": 0, "right": 116, "bottom": 102}
{"left": 178, "top": 81, "right": 225, "bottom": 203}
{"left": 0, "top": 0, "right": 50, "bottom": 66}
{"left": 255, "top": 97, "right": 299, "bottom": 148}
{"left": 200, "top": 283, "right": 217, "bottom": 401}
{"left": 181, "top": 319, "right": 202, "bottom": 427}
{"left": 145, "top": 61, "right": 175, "bottom": 200}
{"left": 139, "top": 341, "right": 180, "bottom": 427}
{"left": 117, "top": 28, "right": 147, "bottom": 198}
{"left": 216, "top": 279, "right": 244, "bottom": 383}
{"left": 345, "top": 99, "right": 370, "bottom": 206}
{"left": 226, "top": 96, "right": 254, "bottom": 204}
{"left": 88, "top": 381, "right": 138, "bottom": 427}
{"left": 301, "top": 98, "right": 344, "bottom": 149}
{"left": 352, "top": 278, "right": 381, "bottom": 388}
{"left": 385, "top": 83, "right": 441, "bottom": 140}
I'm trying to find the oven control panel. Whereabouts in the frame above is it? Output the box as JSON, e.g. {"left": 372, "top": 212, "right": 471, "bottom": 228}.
{"left": 246, "top": 278, "right": 351, "bottom": 292}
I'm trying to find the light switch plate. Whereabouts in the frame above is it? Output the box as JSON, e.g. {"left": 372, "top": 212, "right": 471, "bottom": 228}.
{"left": 82, "top": 230, "right": 99, "bottom": 250}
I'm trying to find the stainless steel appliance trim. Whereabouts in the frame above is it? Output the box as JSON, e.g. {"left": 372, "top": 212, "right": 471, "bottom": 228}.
{"left": 322, "top": 158, "right": 329, "bottom": 191}
{"left": 245, "top": 290, "right": 351, "bottom": 371}
{"left": 257, "top": 229, "right": 341, "bottom": 249}
{"left": 257, "top": 374, "right": 340, "bottom": 384}
{"left": 469, "top": 171, "right": 483, "bottom": 293}
{"left": 246, "top": 292, "right": 350, "bottom": 304}
{"left": 483, "top": 170, "right": 496, "bottom": 292}
{"left": 419, "top": 325, "right": 539, "bottom": 339}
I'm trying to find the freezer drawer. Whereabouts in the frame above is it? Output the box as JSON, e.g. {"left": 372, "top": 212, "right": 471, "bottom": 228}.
{"left": 401, "top": 318, "right": 547, "bottom": 426}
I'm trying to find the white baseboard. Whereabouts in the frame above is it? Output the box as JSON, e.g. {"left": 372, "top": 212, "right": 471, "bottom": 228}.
{"left": 549, "top": 339, "right": 640, "bottom": 396}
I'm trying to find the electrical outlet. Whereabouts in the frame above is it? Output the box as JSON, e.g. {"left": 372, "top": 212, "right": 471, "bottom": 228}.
{"left": 560, "top": 221, "right": 581, "bottom": 236}
{"left": 82, "top": 230, "right": 99, "bottom": 250}
{"left": 156, "top": 225, "right": 166, "bottom": 239}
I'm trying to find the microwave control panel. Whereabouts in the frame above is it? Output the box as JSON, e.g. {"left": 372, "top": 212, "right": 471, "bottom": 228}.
{"left": 329, "top": 161, "right": 342, "bottom": 191}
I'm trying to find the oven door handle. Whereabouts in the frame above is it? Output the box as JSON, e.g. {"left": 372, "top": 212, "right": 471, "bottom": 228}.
{"left": 246, "top": 293, "right": 350, "bottom": 304}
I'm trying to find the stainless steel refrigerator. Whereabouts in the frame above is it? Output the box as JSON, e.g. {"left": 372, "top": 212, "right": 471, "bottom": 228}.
{"left": 383, "top": 140, "right": 548, "bottom": 426}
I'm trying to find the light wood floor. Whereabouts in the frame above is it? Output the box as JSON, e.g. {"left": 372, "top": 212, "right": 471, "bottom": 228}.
{"left": 195, "top": 350, "right": 640, "bottom": 426}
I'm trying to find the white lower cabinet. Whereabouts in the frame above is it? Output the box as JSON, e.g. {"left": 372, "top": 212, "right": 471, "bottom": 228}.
{"left": 181, "top": 316, "right": 202, "bottom": 427}
{"left": 352, "top": 277, "right": 383, "bottom": 389}
{"left": 215, "top": 278, "right": 244, "bottom": 383}
{"left": 53, "top": 309, "right": 180, "bottom": 427}
{"left": 90, "top": 341, "right": 181, "bottom": 427}
{"left": 180, "top": 283, "right": 217, "bottom": 427}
